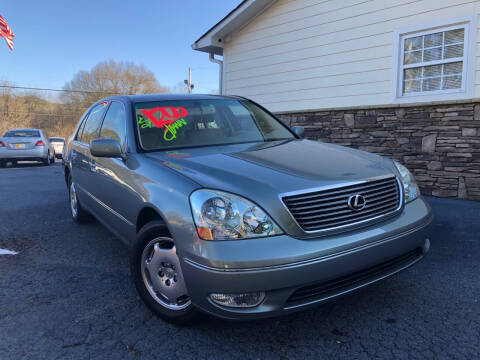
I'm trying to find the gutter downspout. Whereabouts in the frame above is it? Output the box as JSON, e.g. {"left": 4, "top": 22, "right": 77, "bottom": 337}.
{"left": 209, "top": 52, "right": 223, "bottom": 95}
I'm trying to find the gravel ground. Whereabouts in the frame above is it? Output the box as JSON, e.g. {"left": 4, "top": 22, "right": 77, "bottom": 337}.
{"left": 0, "top": 162, "right": 478, "bottom": 359}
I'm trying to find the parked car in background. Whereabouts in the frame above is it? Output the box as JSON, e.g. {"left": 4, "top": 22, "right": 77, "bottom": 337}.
{"left": 63, "top": 94, "right": 433, "bottom": 324}
{"left": 49, "top": 137, "right": 65, "bottom": 159}
{"left": 0, "top": 128, "right": 56, "bottom": 167}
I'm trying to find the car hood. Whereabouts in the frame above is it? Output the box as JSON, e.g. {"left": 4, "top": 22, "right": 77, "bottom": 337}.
{"left": 144, "top": 139, "right": 396, "bottom": 196}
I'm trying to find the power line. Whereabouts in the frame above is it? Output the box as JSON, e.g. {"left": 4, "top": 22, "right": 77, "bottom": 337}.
{"left": 0, "top": 85, "right": 117, "bottom": 94}
{"left": 0, "top": 111, "right": 85, "bottom": 117}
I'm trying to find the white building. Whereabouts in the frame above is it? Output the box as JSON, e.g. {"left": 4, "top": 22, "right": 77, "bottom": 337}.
{"left": 193, "top": 0, "right": 478, "bottom": 113}
{"left": 193, "top": 0, "right": 480, "bottom": 201}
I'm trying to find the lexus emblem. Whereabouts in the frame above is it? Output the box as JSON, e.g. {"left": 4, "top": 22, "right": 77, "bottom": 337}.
{"left": 347, "top": 194, "right": 366, "bottom": 211}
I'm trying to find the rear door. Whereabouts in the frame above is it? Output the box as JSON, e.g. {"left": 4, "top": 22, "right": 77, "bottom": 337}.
{"left": 67, "top": 115, "right": 88, "bottom": 187}
{"left": 70, "top": 103, "right": 108, "bottom": 211}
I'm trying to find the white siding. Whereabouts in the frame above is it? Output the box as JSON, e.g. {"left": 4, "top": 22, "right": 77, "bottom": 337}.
{"left": 222, "top": 0, "right": 480, "bottom": 113}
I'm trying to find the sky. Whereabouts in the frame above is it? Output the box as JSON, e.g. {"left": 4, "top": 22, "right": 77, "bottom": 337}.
{"left": 0, "top": 0, "right": 241, "bottom": 96}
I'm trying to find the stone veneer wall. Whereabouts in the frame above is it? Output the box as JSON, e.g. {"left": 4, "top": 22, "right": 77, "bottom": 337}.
{"left": 276, "top": 102, "right": 480, "bottom": 201}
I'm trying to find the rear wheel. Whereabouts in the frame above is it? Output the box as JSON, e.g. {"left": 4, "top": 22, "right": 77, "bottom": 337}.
{"left": 131, "top": 221, "right": 197, "bottom": 324}
{"left": 43, "top": 152, "right": 50, "bottom": 166}
{"left": 68, "top": 175, "right": 91, "bottom": 223}
{"left": 0, "top": 160, "right": 5, "bottom": 168}
{"left": 50, "top": 152, "right": 55, "bottom": 164}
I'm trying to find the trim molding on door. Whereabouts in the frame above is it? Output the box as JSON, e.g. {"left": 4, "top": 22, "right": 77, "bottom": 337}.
{"left": 78, "top": 184, "right": 134, "bottom": 227}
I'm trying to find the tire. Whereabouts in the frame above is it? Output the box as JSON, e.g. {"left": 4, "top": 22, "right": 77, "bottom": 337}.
{"left": 43, "top": 152, "right": 50, "bottom": 166}
{"left": 131, "top": 221, "right": 197, "bottom": 325}
{"left": 0, "top": 160, "right": 5, "bottom": 168}
{"left": 68, "top": 174, "right": 91, "bottom": 223}
{"left": 50, "top": 152, "right": 55, "bottom": 164}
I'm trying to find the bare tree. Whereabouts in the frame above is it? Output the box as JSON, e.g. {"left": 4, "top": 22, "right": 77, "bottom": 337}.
{"left": 0, "top": 61, "right": 171, "bottom": 138}
{"left": 170, "top": 81, "right": 189, "bottom": 94}
{"left": 0, "top": 83, "right": 77, "bottom": 138}
{"left": 62, "top": 60, "right": 168, "bottom": 106}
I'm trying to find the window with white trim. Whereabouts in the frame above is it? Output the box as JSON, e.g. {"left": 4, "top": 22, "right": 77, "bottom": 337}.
{"left": 400, "top": 25, "right": 467, "bottom": 96}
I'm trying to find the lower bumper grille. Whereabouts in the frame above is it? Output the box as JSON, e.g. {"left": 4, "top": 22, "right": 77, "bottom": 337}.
{"left": 285, "top": 248, "right": 423, "bottom": 307}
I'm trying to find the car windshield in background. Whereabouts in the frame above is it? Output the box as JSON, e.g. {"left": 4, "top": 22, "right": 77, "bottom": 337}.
{"left": 49, "top": 138, "right": 65, "bottom": 143}
{"left": 3, "top": 130, "right": 40, "bottom": 137}
{"left": 134, "top": 99, "right": 295, "bottom": 150}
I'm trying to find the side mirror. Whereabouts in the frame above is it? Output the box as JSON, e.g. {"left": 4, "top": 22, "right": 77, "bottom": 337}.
{"left": 291, "top": 126, "right": 305, "bottom": 138}
{"left": 90, "top": 138, "right": 124, "bottom": 159}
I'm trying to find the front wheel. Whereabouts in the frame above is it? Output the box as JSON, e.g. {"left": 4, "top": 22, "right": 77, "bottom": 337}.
{"left": 131, "top": 221, "right": 197, "bottom": 324}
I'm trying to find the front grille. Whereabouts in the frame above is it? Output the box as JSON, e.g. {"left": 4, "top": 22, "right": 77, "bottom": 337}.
{"left": 285, "top": 248, "right": 423, "bottom": 306}
{"left": 282, "top": 176, "right": 401, "bottom": 232}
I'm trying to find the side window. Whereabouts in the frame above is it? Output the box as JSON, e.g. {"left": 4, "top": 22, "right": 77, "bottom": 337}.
{"left": 76, "top": 118, "right": 87, "bottom": 142}
{"left": 99, "top": 102, "right": 126, "bottom": 149}
{"left": 75, "top": 109, "right": 91, "bottom": 141}
{"left": 82, "top": 104, "right": 107, "bottom": 145}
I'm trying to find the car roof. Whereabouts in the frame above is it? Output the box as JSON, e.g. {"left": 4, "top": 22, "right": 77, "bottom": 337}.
{"left": 99, "top": 93, "right": 243, "bottom": 104}
{"left": 5, "top": 128, "right": 41, "bottom": 132}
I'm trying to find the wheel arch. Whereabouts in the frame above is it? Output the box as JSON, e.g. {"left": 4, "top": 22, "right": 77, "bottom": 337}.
{"left": 64, "top": 165, "right": 70, "bottom": 186}
{"left": 136, "top": 206, "right": 170, "bottom": 235}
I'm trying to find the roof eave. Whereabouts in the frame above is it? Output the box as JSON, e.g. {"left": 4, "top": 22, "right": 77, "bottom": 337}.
{"left": 191, "top": 42, "right": 223, "bottom": 56}
{"left": 191, "top": 0, "right": 276, "bottom": 55}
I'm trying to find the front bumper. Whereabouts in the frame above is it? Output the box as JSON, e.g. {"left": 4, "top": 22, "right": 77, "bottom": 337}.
{"left": 0, "top": 147, "right": 47, "bottom": 160}
{"left": 180, "top": 197, "right": 433, "bottom": 320}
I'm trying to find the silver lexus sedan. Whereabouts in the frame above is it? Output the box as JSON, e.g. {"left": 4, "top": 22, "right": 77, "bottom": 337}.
{"left": 0, "top": 128, "right": 56, "bottom": 167}
{"left": 63, "top": 94, "right": 433, "bottom": 323}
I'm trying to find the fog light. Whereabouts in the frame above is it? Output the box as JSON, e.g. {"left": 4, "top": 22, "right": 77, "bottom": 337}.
{"left": 424, "top": 238, "right": 430, "bottom": 253}
{"left": 209, "top": 292, "right": 265, "bottom": 308}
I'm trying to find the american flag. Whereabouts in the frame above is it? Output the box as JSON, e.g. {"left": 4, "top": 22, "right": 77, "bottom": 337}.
{"left": 0, "top": 15, "right": 14, "bottom": 50}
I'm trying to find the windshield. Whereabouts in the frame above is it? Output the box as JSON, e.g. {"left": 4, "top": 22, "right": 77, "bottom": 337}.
{"left": 134, "top": 99, "right": 294, "bottom": 151}
{"left": 3, "top": 130, "right": 40, "bottom": 137}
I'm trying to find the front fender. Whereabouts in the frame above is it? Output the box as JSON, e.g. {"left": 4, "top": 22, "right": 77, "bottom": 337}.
{"left": 130, "top": 155, "right": 201, "bottom": 253}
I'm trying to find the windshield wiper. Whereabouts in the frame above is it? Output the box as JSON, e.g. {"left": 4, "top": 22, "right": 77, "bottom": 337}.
{"left": 264, "top": 138, "right": 294, "bottom": 142}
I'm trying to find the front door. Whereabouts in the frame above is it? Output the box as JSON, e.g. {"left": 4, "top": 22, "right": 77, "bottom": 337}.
{"left": 88, "top": 101, "right": 138, "bottom": 241}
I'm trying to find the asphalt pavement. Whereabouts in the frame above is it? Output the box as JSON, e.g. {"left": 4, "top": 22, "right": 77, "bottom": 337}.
{"left": 0, "top": 162, "right": 479, "bottom": 359}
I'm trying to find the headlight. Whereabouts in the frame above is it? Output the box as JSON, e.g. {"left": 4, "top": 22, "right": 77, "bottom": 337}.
{"left": 394, "top": 161, "right": 420, "bottom": 203}
{"left": 190, "top": 189, "right": 283, "bottom": 240}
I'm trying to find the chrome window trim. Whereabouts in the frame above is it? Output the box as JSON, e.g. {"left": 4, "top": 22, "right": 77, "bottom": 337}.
{"left": 279, "top": 174, "right": 404, "bottom": 235}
